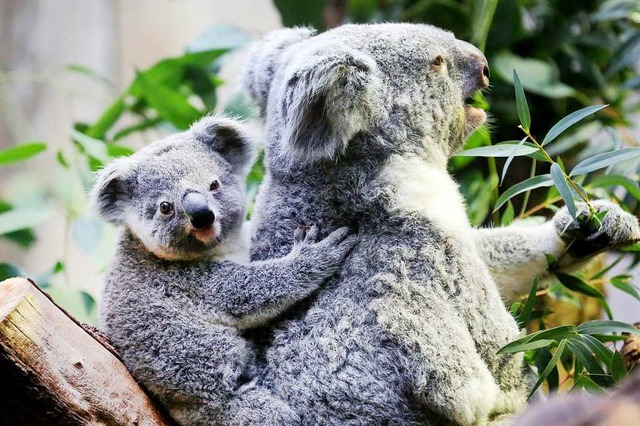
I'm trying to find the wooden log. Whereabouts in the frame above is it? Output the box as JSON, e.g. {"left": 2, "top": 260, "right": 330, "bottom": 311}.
{"left": 0, "top": 277, "right": 174, "bottom": 426}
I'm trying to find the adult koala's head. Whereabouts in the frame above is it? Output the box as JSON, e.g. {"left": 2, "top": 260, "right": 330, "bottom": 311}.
{"left": 244, "top": 24, "right": 489, "bottom": 167}
{"left": 90, "top": 116, "right": 255, "bottom": 260}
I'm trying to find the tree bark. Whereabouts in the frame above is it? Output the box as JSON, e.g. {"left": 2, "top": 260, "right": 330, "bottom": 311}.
{"left": 0, "top": 277, "right": 174, "bottom": 426}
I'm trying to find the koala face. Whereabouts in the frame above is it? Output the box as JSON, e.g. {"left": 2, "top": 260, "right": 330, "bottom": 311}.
{"left": 244, "top": 24, "right": 489, "bottom": 166}
{"left": 91, "top": 117, "right": 255, "bottom": 260}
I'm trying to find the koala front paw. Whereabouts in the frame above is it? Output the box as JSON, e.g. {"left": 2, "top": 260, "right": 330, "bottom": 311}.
{"left": 554, "top": 200, "right": 640, "bottom": 259}
{"left": 294, "top": 226, "right": 357, "bottom": 279}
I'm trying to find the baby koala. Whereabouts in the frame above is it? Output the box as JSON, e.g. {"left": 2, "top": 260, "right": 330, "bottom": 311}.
{"left": 90, "top": 116, "right": 356, "bottom": 426}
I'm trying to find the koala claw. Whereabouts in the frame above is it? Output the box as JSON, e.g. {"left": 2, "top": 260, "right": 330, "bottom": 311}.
{"left": 554, "top": 200, "right": 640, "bottom": 259}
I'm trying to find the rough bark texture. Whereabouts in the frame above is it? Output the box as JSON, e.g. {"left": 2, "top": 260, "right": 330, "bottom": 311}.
{"left": 0, "top": 277, "right": 174, "bottom": 426}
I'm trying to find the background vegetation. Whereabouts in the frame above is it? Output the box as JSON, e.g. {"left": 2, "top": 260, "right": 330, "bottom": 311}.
{"left": 1, "top": 0, "right": 639, "bottom": 397}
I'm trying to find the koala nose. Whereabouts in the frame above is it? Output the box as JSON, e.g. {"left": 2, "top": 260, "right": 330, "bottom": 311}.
{"left": 183, "top": 192, "right": 215, "bottom": 229}
{"left": 456, "top": 39, "right": 490, "bottom": 95}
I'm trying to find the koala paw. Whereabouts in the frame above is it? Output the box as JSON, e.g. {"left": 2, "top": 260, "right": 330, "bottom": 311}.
{"left": 554, "top": 200, "right": 640, "bottom": 259}
{"left": 293, "top": 225, "right": 357, "bottom": 279}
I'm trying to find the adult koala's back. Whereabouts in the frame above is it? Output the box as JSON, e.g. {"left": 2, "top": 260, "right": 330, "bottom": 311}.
{"left": 244, "top": 24, "right": 524, "bottom": 425}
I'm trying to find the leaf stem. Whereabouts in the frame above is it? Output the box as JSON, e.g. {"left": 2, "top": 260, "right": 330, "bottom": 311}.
{"left": 519, "top": 126, "right": 595, "bottom": 216}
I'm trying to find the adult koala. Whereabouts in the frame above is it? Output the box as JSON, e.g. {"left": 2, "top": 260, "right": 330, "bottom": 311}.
{"left": 243, "top": 24, "right": 640, "bottom": 425}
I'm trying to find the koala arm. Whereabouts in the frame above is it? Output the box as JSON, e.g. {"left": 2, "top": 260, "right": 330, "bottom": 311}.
{"left": 195, "top": 226, "right": 356, "bottom": 330}
{"left": 475, "top": 200, "right": 640, "bottom": 304}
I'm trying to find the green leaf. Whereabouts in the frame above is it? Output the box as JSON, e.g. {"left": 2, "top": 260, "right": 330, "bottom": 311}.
{"left": 579, "top": 334, "right": 614, "bottom": 367}
{"left": 113, "top": 118, "right": 163, "bottom": 141}
{"left": 556, "top": 273, "right": 604, "bottom": 299}
{"left": 500, "top": 201, "right": 515, "bottom": 226}
{"left": 542, "top": 105, "right": 608, "bottom": 146}
{"left": 570, "top": 148, "right": 640, "bottom": 177}
{"left": 470, "top": 0, "right": 498, "bottom": 52}
{"left": 0, "top": 262, "right": 24, "bottom": 281}
{"left": 85, "top": 96, "right": 126, "bottom": 139}
{"left": 0, "top": 208, "right": 49, "bottom": 235}
{"left": 494, "top": 174, "right": 554, "bottom": 212}
{"left": 499, "top": 325, "right": 577, "bottom": 354}
{"left": 0, "top": 142, "right": 47, "bottom": 166}
{"left": 620, "top": 242, "right": 640, "bottom": 253}
{"left": 611, "top": 351, "right": 627, "bottom": 382}
{"left": 528, "top": 339, "right": 567, "bottom": 399}
{"left": 550, "top": 163, "right": 577, "bottom": 218}
{"left": 106, "top": 144, "right": 135, "bottom": 158}
{"left": 610, "top": 275, "right": 640, "bottom": 301}
{"left": 566, "top": 338, "right": 605, "bottom": 375}
{"left": 512, "top": 69, "right": 531, "bottom": 131}
{"left": 572, "top": 374, "right": 605, "bottom": 393}
{"left": 56, "top": 150, "right": 69, "bottom": 168}
{"left": 577, "top": 320, "right": 640, "bottom": 336}
{"left": 136, "top": 72, "right": 203, "bottom": 130}
{"left": 517, "top": 277, "right": 538, "bottom": 328}
{"left": 501, "top": 136, "right": 528, "bottom": 186}
{"left": 455, "top": 144, "right": 539, "bottom": 158}
{"left": 545, "top": 253, "right": 559, "bottom": 270}
{"left": 71, "top": 130, "right": 109, "bottom": 163}
{"left": 587, "top": 175, "right": 640, "bottom": 201}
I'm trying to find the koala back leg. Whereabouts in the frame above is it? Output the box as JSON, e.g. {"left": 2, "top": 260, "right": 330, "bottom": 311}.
{"left": 371, "top": 271, "right": 501, "bottom": 426}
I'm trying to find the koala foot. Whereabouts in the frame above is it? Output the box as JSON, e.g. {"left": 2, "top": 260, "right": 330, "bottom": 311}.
{"left": 447, "top": 372, "right": 500, "bottom": 426}
{"left": 554, "top": 200, "right": 640, "bottom": 259}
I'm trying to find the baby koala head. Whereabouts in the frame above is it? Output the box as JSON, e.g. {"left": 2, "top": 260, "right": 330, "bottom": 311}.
{"left": 90, "top": 116, "right": 255, "bottom": 260}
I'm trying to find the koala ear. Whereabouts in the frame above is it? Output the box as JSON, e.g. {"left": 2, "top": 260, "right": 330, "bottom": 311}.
{"left": 191, "top": 116, "right": 257, "bottom": 176}
{"left": 242, "top": 27, "right": 316, "bottom": 115}
{"left": 89, "top": 158, "right": 133, "bottom": 224}
{"left": 278, "top": 44, "right": 387, "bottom": 165}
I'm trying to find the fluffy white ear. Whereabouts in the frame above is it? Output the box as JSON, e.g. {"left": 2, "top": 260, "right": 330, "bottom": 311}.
{"left": 279, "top": 44, "right": 386, "bottom": 164}
{"left": 191, "top": 116, "right": 257, "bottom": 176}
{"left": 89, "top": 158, "right": 133, "bottom": 224}
{"left": 242, "top": 27, "right": 316, "bottom": 115}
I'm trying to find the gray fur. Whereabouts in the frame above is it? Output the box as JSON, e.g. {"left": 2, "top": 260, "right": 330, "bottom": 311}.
{"left": 93, "top": 116, "right": 356, "bottom": 425}
{"left": 241, "top": 23, "right": 640, "bottom": 425}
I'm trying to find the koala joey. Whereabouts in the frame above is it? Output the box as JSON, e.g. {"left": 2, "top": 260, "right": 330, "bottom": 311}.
{"left": 90, "top": 116, "right": 356, "bottom": 425}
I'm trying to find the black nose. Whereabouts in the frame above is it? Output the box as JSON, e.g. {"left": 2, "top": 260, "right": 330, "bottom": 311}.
{"left": 183, "top": 192, "right": 215, "bottom": 229}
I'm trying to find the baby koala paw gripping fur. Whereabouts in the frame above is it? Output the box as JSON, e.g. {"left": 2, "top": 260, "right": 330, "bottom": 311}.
{"left": 92, "top": 115, "right": 355, "bottom": 425}
{"left": 554, "top": 200, "right": 640, "bottom": 259}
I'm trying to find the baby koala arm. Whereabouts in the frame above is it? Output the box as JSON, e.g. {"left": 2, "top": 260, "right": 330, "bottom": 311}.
{"left": 198, "top": 226, "right": 356, "bottom": 330}
{"left": 475, "top": 200, "right": 640, "bottom": 304}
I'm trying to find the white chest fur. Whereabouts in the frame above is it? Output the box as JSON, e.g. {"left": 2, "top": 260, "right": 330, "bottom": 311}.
{"left": 379, "top": 154, "right": 472, "bottom": 239}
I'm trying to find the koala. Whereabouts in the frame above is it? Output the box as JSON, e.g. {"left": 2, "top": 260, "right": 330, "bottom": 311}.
{"left": 242, "top": 23, "right": 640, "bottom": 425}
{"left": 91, "top": 116, "right": 357, "bottom": 425}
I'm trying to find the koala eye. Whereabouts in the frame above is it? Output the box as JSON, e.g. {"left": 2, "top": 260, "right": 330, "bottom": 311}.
{"left": 431, "top": 55, "right": 445, "bottom": 70}
{"left": 210, "top": 180, "right": 220, "bottom": 191}
{"left": 159, "top": 201, "right": 174, "bottom": 216}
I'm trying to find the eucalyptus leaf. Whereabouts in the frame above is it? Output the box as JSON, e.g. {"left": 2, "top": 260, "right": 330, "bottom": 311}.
{"left": 494, "top": 174, "right": 553, "bottom": 212}
{"left": 528, "top": 339, "right": 567, "bottom": 399}
{"left": 71, "top": 130, "right": 109, "bottom": 163}
{"left": 517, "top": 278, "right": 538, "bottom": 328}
{"left": 570, "top": 148, "right": 640, "bottom": 176}
{"left": 579, "top": 334, "right": 614, "bottom": 367}
{"left": 577, "top": 320, "right": 640, "bottom": 336}
{"left": 501, "top": 136, "right": 528, "bottom": 186}
{"left": 610, "top": 275, "right": 640, "bottom": 301}
{"left": 498, "top": 325, "right": 577, "bottom": 354}
{"left": 542, "top": 105, "right": 608, "bottom": 146}
{"left": 611, "top": 350, "right": 627, "bottom": 382}
{"left": 512, "top": 69, "right": 530, "bottom": 131}
{"left": 550, "top": 163, "right": 577, "bottom": 218}
{"left": 0, "top": 142, "right": 47, "bottom": 166}
{"left": 455, "top": 144, "right": 538, "bottom": 157}
{"left": 556, "top": 273, "right": 604, "bottom": 299}
{"left": 566, "top": 338, "right": 605, "bottom": 375}
{"left": 136, "top": 73, "right": 203, "bottom": 130}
